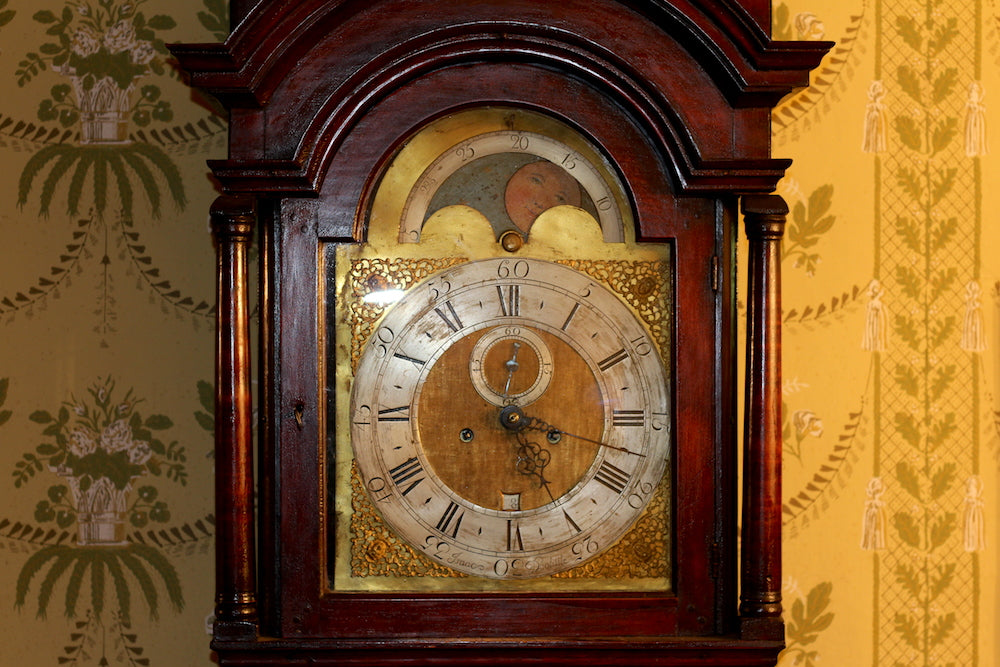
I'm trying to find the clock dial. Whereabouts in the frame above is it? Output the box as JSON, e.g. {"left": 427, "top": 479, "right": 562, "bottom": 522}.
{"left": 350, "top": 258, "right": 670, "bottom": 579}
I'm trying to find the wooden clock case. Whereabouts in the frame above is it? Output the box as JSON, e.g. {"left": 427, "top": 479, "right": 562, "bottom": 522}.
{"left": 171, "top": 1, "right": 830, "bottom": 664}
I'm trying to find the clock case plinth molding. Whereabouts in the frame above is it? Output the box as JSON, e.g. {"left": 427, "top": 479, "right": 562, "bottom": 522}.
{"left": 172, "top": 2, "right": 829, "bottom": 665}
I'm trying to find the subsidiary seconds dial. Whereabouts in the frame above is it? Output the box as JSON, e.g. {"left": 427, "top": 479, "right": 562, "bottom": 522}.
{"left": 350, "top": 258, "right": 670, "bottom": 578}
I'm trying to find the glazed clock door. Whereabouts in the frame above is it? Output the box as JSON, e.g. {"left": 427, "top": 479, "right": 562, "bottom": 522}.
{"left": 327, "top": 107, "right": 674, "bottom": 595}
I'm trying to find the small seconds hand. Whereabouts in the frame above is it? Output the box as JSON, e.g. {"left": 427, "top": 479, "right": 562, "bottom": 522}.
{"left": 502, "top": 342, "right": 521, "bottom": 400}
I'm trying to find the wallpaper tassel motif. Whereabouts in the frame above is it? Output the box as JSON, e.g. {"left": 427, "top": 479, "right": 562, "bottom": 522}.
{"left": 862, "top": 279, "right": 887, "bottom": 351}
{"left": 860, "top": 477, "right": 886, "bottom": 551}
{"left": 965, "top": 81, "right": 987, "bottom": 157}
{"left": 862, "top": 80, "right": 887, "bottom": 154}
{"left": 963, "top": 475, "right": 985, "bottom": 552}
{"left": 960, "top": 281, "right": 987, "bottom": 352}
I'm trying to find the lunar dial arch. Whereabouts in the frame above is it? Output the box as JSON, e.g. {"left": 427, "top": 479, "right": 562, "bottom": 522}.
{"left": 398, "top": 129, "right": 627, "bottom": 244}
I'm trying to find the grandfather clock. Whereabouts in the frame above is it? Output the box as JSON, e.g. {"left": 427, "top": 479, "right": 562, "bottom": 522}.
{"left": 172, "top": 2, "right": 830, "bottom": 664}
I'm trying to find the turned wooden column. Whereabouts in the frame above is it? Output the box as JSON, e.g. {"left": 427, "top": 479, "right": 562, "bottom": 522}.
{"left": 210, "top": 195, "right": 258, "bottom": 640}
{"left": 739, "top": 195, "right": 786, "bottom": 641}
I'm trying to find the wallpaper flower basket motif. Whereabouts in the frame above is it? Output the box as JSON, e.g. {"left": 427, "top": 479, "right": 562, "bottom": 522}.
{"left": 12, "top": 377, "right": 187, "bottom": 621}
{"left": 15, "top": 0, "right": 185, "bottom": 220}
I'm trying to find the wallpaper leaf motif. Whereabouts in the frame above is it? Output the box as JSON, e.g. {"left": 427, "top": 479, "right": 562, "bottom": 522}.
{"left": 18, "top": 143, "right": 185, "bottom": 218}
{"left": 196, "top": 0, "right": 226, "bottom": 41}
{"left": 0, "top": 0, "right": 14, "bottom": 28}
{"left": 783, "top": 395, "right": 869, "bottom": 536}
{"left": 16, "top": 543, "right": 184, "bottom": 623}
{"left": 193, "top": 379, "right": 213, "bottom": 433}
{"left": 782, "top": 283, "right": 863, "bottom": 324}
{"left": 778, "top": 581, "right": 835, "bottom": 667}
{"left": 783, "top": 183, "right": 837, "bottom": 276}
{"left": 0, "top": 0, "right": 224, "bottom": 345}
{"left": 0, "top": 377, "right": 12, "bottom": 427}
{"left": 0, "top": 0, "right": 221, "bottom": 663}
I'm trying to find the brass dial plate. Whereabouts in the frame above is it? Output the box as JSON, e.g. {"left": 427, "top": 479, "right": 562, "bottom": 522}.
{"left": 349, "top": 258, "right": 670, "bottom": 579}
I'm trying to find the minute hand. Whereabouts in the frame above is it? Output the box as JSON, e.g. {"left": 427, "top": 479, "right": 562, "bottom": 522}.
{"left": 522, "top": 416, "right": 646, "bottom": 457}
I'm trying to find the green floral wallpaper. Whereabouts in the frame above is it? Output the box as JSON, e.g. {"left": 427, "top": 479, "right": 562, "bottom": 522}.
{"left": 0, "top": 0, "right": 222, "bottom": 663}
{"left": 0, "top": 0, "right": 996, "bottom": 664}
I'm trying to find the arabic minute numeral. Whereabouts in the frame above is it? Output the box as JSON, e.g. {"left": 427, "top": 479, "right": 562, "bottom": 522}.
{"left": 374, "top": 326, "right": 394, "bottom": 357}
{"left": 571, "top": 537, "right": 600, "bottom": 558}
{"left": 497, "top": 259, "right": 529, "bottom": 279}
{"left": 651, "top": 412, "right": 669, "bottom": 431}
{"left": 628, "top": 481, "right": 656, "bottom": 510}
{"left": 365, "top": 476, "right": 392, "bottom": 502}
{"left": 354, "top": 404, "right": 373, "bottom": 426}
{"left": 630, "top": 335, "right": 653, "bottom": 357}
{"left": 429, "top": 276, "right": 452, "bottom": 300}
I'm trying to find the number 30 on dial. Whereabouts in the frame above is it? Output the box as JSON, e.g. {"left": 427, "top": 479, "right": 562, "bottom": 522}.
{"left": 350, "top": 258, "right": 670, "bottom": 578}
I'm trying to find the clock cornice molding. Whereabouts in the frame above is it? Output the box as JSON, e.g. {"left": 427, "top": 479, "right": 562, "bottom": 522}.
{"left": 171, "top": 1, "right": 829, "bottom": 198}
{"left": 174, "top": 0, "right": 828, "bottom": 110}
